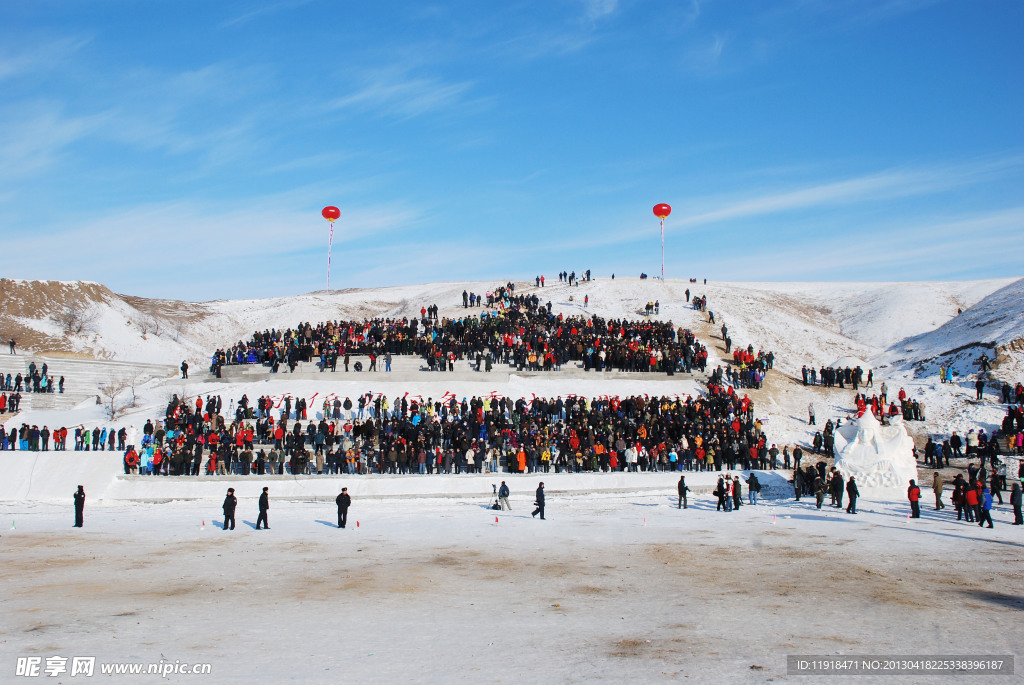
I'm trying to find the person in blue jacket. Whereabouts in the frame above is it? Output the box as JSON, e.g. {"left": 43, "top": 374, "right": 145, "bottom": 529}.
{"left": 978, "top": 487, "right": 995, "bottom": 528}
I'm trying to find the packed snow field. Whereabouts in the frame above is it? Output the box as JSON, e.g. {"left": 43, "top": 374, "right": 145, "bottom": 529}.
{"left": 2, "top": 276, "right": 1024, "bottom": 682}
{"left": 3, "top": 492, "right": 1023, "bottom": 684}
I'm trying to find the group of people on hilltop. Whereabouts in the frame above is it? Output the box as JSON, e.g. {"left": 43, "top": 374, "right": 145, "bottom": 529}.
{"left": 558, "top": 270, "right": 588, "bottom": 285}
{"left": 412, "top": 308, "right": 705, "bottom": 376}
{"left": 800, "top": 364, "right": 871, "bottom": 390}
{"left": 119, "top": 370, "right": 773, "bottom": 479}
{"left": 209, "top": 306, "right": 709, "bottom": 379}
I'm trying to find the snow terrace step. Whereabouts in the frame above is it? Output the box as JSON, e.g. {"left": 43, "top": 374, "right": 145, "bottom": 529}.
{"left": 212, "top": 358, "right": 701, "bottom": 383}
{"left": 0, "top": 355, "right": 178, "bottom": 410}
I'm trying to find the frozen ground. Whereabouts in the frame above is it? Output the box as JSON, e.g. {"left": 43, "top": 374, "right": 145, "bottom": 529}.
{"left": 1, "top": 492, "right": 1022, "bottom": 684}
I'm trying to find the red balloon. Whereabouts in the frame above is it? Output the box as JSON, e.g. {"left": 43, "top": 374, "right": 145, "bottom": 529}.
{"left": 322, "top": 206, "right": 341, "bottom": 222}
{"left": 653, "top": 203, "right": 671, "bottom": 220}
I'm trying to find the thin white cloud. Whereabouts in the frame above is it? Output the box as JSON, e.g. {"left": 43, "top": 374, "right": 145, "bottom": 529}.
{"left": 0, "top": 102, "right": 108, "bottom": 184}
{"left": 1, "top": 194, "right": 427, "bottom": 294}
{"left": 261, "top": 152, "right": 349, "bottom": 175}
{"left": 0, "top": 37, "right": 90, "bottom": 81}
{"left": 492, "top": 0, "right": 622, "bottom": 61}
{"left": 221, "top": 0, "right": 314, "bottom": 27}
{"left": 493, "top": 30, "right": 597, "bottom": 60}
{"left": 695, "top": 206, "right": 1024, "bottom": 281}
{"left": 0, "top": 60, "right": 283, "bottom": 187}
{"left": 677, "top": 158, "right": 1024, "bottom": 231}
{"left": 326, "top": 68, "right": 474, "bottom": 119}
{"left": 532, "top": 157, "right": 1024, "bottom": 252}
{"left": 803, "top": 0, "right": 945, "bottom": 28}
{"left": 581, "top": 0, "right": 618, "bottom": 21}
{"left": 683, "top": 32, "right": 729, "bottom": 76}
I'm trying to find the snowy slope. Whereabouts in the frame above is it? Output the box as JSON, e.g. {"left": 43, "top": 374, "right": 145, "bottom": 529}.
{"left": 4, "top": 275, "right": 1023, "bottom": 490}
{"left": 876, "top": 277, "right": 1024, "bottom": 379}
{"left": 5, "top": 275, "right": 1018, "bottom": 370}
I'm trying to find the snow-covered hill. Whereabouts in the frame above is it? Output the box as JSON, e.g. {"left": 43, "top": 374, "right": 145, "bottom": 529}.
{"left": 4, "top": 276, "right": 1021, "bottom": 369}
{"left": 876, "top": 277, "right": 1024, "bottom": 380}
{"left": 3, "top": 274, "right": 1022, "bottom": 500}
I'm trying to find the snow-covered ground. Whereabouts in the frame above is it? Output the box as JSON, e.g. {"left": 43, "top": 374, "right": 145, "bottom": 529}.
{"left": 2, "top": 493, "right": 1021, "bottom": 684}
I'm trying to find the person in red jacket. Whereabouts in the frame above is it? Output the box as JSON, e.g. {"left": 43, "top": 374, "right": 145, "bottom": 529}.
{"left": 124, "top": 448, "right": 139, "bottom": 475}
{"left": 908, "top": 479, "right": 921, "bottom": 518}
{"left": 963, "top": 482, "right": 979, "bottom": 522}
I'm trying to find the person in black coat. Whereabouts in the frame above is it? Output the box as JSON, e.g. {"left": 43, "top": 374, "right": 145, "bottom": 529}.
{"left": 746, "top": 473, "right": 760, "bottom": 505}
{"left": 222, "top": 488, "right": 237, "bottom": 530}
{"left": 532, "top": 482, "right": 545, "bottom": 519}
{"left": 831, "top": 470, "right": 845, "bottom": 509}
{"left": 677, "top": 476, "right": 689, "bottom": 509}
{"left": 73, "top": 485, "right": 85, "bottom": 527}
{"left": 731, "top": 476, "right": 742, "bottom": 510}
{"left": 336, "top": 487, "right": 351, "bottom": 528}
{"left": 256, "top": 487, "right": 270, "bottom": 529}
{"left": 846, "top": 476, "right": 860, "bottom": 513}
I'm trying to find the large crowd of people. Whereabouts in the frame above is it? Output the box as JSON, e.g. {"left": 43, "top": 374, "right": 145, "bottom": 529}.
{"left": 210, "top": 298, "right": 710, "bottom": 377}
{"left": 6, "top": 286, "right": 1024, "bottom": 536}
{"left": 120, "top": 375, "right": 774, "bottom": 477}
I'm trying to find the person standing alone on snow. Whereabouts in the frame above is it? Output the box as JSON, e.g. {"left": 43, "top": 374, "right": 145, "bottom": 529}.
{"left": 336, "top": 487, "right": 351, "bottom": 528}
{"left": 73, "top": 485, "right": 85, "bottom": 527}
{"left": 498, "top": 481, "right": 511, "bottom": 511}
{"left": 808, "top": 402, "right": 816, "bottom": 425}
{"left": 532, "top": 482, "right": 545, "bottom": 519}
{"left": 222, "top": 488, "right": 237, "bottom": 530}
{"left": 908, "top": 480, "right": 921, "bottom": 518}
{"left": 256, "top": 487, "right": 270, "bottom": 529}
{"left": 180, "top": 360, "right": 189, "bottom": 379}
{"left": 677, "top": 476, "right": 689, "bottom": 509}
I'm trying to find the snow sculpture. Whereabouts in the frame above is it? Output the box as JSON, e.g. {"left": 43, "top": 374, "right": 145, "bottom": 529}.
{"left": 832, "top": 411, "right": 918, "bottom": 488}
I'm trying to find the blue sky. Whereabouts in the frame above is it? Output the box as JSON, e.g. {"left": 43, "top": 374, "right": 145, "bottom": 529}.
{"left": 1, "top": 0, "right": 1022, "bottom": 300}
